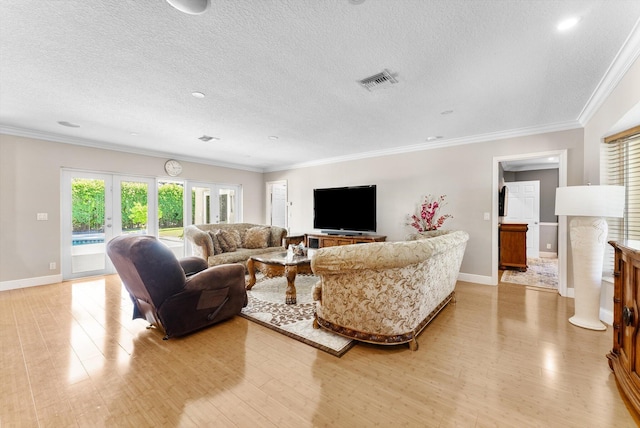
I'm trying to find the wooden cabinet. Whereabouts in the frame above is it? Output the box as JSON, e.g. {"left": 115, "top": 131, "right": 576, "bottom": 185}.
{"left": 607, "top": 240, "right": 640, "bottom": 415}
{"left": 499, "top": 223, "right": 528, "bottom": 271}
{"left": 306, "top": 233, "right": 386, "bottom": 249}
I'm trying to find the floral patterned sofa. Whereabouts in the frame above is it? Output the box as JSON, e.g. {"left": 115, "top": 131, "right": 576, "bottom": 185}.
{"left": 184, "top": 223, "right": 287, "bottom": 268}
{"left": 311, "top": 230, "right": 469, "bottom": 350}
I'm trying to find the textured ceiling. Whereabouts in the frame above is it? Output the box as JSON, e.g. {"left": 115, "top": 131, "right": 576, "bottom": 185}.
{"left": 1, "top": 0, "right": 639, "bottom": 172}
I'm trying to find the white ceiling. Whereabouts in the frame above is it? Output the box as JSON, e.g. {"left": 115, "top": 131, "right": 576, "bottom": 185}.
{"left": 1, "top": 0, "right": 639, "bottom": 172}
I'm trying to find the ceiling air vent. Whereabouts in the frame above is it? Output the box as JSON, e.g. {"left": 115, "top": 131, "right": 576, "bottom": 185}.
{"left": 198, "top": 135, "right": 214, "bottom": 142}
{"left": 359, "top": 69, "right": 398, "bottom": 91}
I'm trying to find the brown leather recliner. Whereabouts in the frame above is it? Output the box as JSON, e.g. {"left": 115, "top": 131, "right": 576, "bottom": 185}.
{"left": 107, "top": 234, "right": 247, "bottom": 339}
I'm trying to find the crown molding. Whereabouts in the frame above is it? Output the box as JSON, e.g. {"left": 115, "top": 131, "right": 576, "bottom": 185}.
{"left": 3, "top": 119, "right": 583, "bottom": 175}
{"left": 578, "top": 18, "right": 640, "bottom": 126}
{"left": 265, "top": 120, "right": 582, "bottom": 172}
{"left": 0, "top": 125, "right": 264, "bottom": 173}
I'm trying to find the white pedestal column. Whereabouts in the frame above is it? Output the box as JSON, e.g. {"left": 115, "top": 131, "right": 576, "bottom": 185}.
{"left": 568, "top": 216, "right": 607, "bottom": 330}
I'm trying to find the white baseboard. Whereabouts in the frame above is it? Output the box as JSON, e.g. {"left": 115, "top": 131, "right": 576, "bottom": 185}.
{"left": 539, "top": 251, "right": 558, "bottom": 258}
{"left": 600, "top": 308, "right": 613, "bottom": 326}
{"left": 0, "top": 274, "right": 62, "bottom": 292}
{"left": 458, "top": 272, "right": 495, "bottom": 286}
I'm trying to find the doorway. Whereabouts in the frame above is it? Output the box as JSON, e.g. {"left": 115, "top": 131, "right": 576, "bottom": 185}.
{"left": 266, "top": 181, "right": 288, "bottom": 229}
{"left": 493, "top": 150, "right": 567, "bottom": 296}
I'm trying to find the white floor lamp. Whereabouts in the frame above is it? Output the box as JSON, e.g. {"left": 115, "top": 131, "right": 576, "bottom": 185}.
{"left": 555, "top": 185, "right": 625, "bottom": 330}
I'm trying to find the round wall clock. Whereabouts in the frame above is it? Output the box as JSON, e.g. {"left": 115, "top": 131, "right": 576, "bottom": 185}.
{"left": 164, "top": 159, "right": 183, "bottom": 176}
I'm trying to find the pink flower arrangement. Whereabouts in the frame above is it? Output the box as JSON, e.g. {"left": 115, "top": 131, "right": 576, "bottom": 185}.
{"left": 408, "top": 194, "right": 452, "bottom": 232}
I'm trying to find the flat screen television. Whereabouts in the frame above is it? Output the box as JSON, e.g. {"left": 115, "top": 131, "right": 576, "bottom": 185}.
{"left": 313, "top": 185, "right": 376, "bottom": 234}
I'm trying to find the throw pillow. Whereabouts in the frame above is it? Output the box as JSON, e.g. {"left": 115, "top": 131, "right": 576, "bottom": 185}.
{"left": 230, "top": 229, "right": 242, "bottom": 248}
{"left": 218, "top": 229, "right": 238, "bottom": 252}
{"left": 244, "top": 226, "right": 270, "bottom": 249}
{"left": 208, "top": 230, "right": 223, "bottom": 255}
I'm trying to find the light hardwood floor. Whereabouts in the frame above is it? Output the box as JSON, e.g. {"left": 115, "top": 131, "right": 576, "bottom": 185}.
{"left": 2, "top": 275, "right": 638, "bottom": 427}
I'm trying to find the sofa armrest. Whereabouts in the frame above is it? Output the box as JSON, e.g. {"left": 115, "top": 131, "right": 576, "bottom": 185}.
{"left": 184, "top": 225, "right": 214, "bottom": 260}
{"left": 269, "top": 226, "right": 288, "bottom": 248}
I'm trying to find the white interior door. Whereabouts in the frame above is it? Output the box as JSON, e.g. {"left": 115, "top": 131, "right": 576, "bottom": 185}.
{"left": 504, "top": 180, "right": 540, "bottom": 258}
{"left": 267, "top": 181, "right": 287, "bottom": 228}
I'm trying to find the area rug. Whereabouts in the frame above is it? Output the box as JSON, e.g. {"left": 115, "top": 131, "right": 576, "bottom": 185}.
{"left": 240, "top": 275, "right": 355, "bottom": 357}
{"left": 501, "top": 257, "right": 558, "bottom": 289}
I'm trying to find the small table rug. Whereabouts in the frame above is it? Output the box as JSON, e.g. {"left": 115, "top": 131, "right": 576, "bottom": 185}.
{"left": 240, "top": 275, "right": 355, "bottom": 357}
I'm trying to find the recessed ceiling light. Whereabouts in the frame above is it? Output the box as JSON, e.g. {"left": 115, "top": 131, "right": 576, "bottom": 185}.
{"left": 166, "top": 0, "right": 210, "bottom": 15}
{"left": 58, "top": 121, "right": 80, "bottom": 128}
{"left": 191, "top": 91, "right": 205, "bottom": 98}
{"left": 268, "top": 136, "right": 279, "bottom": 140}
{"left": 426, "top": 136, "right": 443, "bottom": 141}
{"left": 557, "top": 17, "right": 581, "bottom": 31}
{"left": 440, "top": 110, "right": 454, "bottom": 115}
{"left": 199, "top": 135, "right": 219, "bottom": 142}
{"left": 130, "top": 132, "right": 138, "bottom": 136}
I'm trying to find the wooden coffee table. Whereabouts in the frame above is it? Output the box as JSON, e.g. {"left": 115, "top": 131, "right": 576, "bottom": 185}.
{"left": 246, "top": 251, "right": 313, "bottom": 304}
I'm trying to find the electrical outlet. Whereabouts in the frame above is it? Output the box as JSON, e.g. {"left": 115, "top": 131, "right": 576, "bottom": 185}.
{"left": 546, "top": 244, "right": 551, "bottom": 249}
{"left": 37, "top": 213, "right": 48, "bottom": 221}
{"left": 49, "top": 262, "right": 56, "bottom": 270}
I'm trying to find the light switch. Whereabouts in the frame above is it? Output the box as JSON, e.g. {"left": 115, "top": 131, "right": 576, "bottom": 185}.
{"left": 37, "top": 213, "right": 48, "bottom": 221}
{"left": 483, "top": 212, "right": 490, "bottom": 221}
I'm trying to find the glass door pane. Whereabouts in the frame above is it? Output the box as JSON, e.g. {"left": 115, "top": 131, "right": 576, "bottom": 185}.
{"left": 115, "top": 177, "right": 156, "bottom": 237}
{"left": 62, "top": 171, "right": 113, "bottom": 279}
{"left": 158, "top": 180, "right": 184, "bottom": 258}
{"left": 191, "top": 186, "right": 211, "bottom": 224}
{"left": 215, "top": 185, "right": 239, "bottom": 224}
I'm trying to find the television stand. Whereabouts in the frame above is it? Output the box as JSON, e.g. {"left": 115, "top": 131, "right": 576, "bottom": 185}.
{"left": 306, "top": 233, "right": 386, "bottom": 249}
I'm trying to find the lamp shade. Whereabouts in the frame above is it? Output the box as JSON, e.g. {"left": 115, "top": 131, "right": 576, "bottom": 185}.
{"left": 555, "top": 185, "right": 625, "bottom": 218}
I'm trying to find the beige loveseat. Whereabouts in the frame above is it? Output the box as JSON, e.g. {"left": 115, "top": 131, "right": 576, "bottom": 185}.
{"left": 184, "top": 223, "right": 287, "bottom": 268}
{"left": 311, "top": 230, "right": 469, "bottom": 350}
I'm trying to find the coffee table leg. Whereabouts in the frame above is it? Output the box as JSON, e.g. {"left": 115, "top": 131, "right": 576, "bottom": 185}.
{"left": 285, "top": 265, "right": 297, "bottom": 304}
{"left": 246, "top": 258, "right": 256, "bottom": 290}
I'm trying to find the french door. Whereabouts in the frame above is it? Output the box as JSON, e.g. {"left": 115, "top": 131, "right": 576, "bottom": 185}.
{"left": 61, "top": 171, "right": 156, "bottom": 280}
{"left": 185, "top": 182, "right": 242, "bottom": 254}
{"left": 62, "top": 172, "right": 241, "bottom": 278}
{"left": 187, "top": 182, "right": 241, "bottom": 225}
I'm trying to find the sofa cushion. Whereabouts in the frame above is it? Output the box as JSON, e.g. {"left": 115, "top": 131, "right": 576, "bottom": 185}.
{"left": 218, "top": 229, "right": 238, "bottom": 252}
{"left": 230, "top": 229, "right": 242, "bottom": 248}
{"left": 208, "top": 230, "right": 223, "bottom": 255}
{"left": 244, "top": 226, "right": 271, "bottom": 249}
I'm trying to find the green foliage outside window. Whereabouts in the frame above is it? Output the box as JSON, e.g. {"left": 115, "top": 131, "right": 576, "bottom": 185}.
{"left": 158, "top": 182, "right": 183, "bottom": 228}
{"left": 71, "top": 179, "right": 181, "bottom": 232}
{"left": 71, "top": 179, "right": 105, "bottom": 232}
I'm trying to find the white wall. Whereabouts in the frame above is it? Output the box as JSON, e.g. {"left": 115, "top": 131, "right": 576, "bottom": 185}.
{"left": 265, "top": 128, "right": 584, "bottom": 282}
{"left": 0, "top": 134, "right": 264, "bottom": 284}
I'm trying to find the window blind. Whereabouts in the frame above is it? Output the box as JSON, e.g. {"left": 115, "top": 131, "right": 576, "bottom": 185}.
{"left": 601, "top": 126, "right": 640, "bottom": 275}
